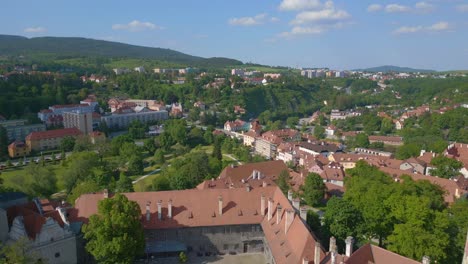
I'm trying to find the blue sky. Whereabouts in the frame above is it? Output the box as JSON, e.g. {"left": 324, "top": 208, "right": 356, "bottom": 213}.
{"left": 1, "top": 0, "right": 468, "bottom": 70}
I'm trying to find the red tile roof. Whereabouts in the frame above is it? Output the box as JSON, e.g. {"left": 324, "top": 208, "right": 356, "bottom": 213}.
{"left": 218, "top": 160, "right": 288, "bottom": 182}
{"left": 346, "top": 244, "right": 419, "bottom": 264}
{"left": 7, "top": 199, "right": 65, "bottom": 239}
{"left": 26, "top": 127, "right": 82, "bottom": 141}
{"left": 51, "top": 104, "right": 90, "bottom": 109}
{"left": 368, "top": 135, "right": 403, "bottom": 143}
{"left": 70, "top": 186, "right": 325, "bottom": 264}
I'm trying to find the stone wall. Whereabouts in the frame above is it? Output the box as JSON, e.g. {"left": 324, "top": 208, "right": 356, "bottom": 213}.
{"left": 32, "top": 235, "right": 77, "bottom": 264}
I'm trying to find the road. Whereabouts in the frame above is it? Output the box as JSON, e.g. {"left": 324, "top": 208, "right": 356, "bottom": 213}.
{"left": 132, "top": 168, "right": 162, "bottom": 184}
{"left": 223, "top": 154, "right": 243, "bottom": 165}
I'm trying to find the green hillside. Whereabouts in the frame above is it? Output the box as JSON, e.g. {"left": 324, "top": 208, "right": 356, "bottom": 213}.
{"left": 354, "top": 65, "right": 435, "bottom": 73}
{"left": 0, "top": 35, "right": 242, "bottom": 67}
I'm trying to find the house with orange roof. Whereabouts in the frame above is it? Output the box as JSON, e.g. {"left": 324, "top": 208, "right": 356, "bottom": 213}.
{"left": 368, "top": 135, "right": 403, "bottom": 146}
{"left": 7, "top": 141, "right": 30, "bottom": 158}
{"left": 25, "top": 127, "right": 82, "bottom": 152}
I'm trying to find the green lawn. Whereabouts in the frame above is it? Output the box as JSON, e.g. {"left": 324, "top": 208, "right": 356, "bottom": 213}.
{"left": 0, "top": 162, "right": 68, "bottom": 191}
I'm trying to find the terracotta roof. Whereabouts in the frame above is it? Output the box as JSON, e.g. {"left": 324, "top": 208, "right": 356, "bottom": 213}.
{"left": 8, "top": 141, "right": 26, "bottom": 148}
{"left": 300, "top": 142, "right": 341, "bottom": 153}
{"left": 346, "top": 244, "right": 419, "bottom": 264}
{"left": 218, "top": 160, "right": 288, "bottom": 182}
{"left": 7, "top": 199, "right": 65, "bottom": 240}
{"left": 26, "top": 127, "right": 82, "bottom": 141}
{"left": 445, "top": 143, "right": 468, "bottom": 169}
{"left": 418, "top": 152, "right": 435, "bottom": 165}
{"left": 71, "top": 186, "right": 325, "bottom": 264}
{"left": 369, "top": 135, "right": 403, "bottom": 143}
{"left": 39, "top": 109, "right": 53, "bottom": 113}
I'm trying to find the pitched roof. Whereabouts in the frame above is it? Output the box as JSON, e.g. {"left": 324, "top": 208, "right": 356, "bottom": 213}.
{"left": 70, "top": 186, "right": 325, "bottom": 264}
{"left": 346, "top": 244, "right": 419, "bottom": 264}
{"left": 7, "top": 199, "right": 65, "bottom": 239}
{"left": 218, "top": 160, "right": 288, "bottom": 182}
{"left": 26, "top": 127, "right": 82, "bottom": 141}
{"left": 368, "top": 135, "right": 403, "bottom": 143}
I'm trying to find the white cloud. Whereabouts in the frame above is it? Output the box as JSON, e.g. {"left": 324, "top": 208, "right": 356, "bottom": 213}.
{"left": 393, "top": 26, "right": 424, "bottom": 34}
{"left": 415, "top": 2, "right": 434, "bottom": 13}
{"left": 270, "top": 17, "right": 280, "bottom": 22}
{"left": 393, "top": 21, "right": 450, "bottom": 34}
{"left": 229, "top": 13, "right": 268, "bottom": 26}
{"left": 291, "top": 6, "right": 350, "bottom": 24}
{"left": 456, "top": 4, "right": 468, "bottom": 12}
{"left": 385, "top": 4, "right": 411, "bottom": 13}
{"left": 428, "top": 21, "right": 449, "bottom": 31}
{"left": 367, "top": 4, "right": 383, "bottom": 12}
{"left": 112, "top": 20, "right": 162, "bottom": 31}
{"left": 279, "top": 0, "right": 322, "bottom": 11}
{"left": 24, "top": 27, "right": 47, "bottom": 33}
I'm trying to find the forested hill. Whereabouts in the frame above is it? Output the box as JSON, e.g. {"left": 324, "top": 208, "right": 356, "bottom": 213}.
{"left": 0, "top": 35, "right": 243, "bottom": 67}
{"left": 354, "top": 65, "right": 435, "bottom": 73}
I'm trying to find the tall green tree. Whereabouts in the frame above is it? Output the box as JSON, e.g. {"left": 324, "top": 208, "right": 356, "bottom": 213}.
{"left": 430, "top": 156, "right": 463, "bottom": 179}
{"left": 0, "top": 125, "right": 8, "bottom": 160}
{"left": 301, "top": 173, "right": 326, "bottom": 206}
{"left": 276, "top": 169, "right": 290, "bottom": 195}
{"left": 212, "top": 137, "right": 222, "bottom": 161}
{"left": 314, "top": 125, "right": 325, "bottom": 140}
{"left": 323, "top": 197, "right": 362, "bottom": 251}
{"left": 115, "top": 172, "right": 134, "bottom": 193}
{"left": 82, "top": 194, "right": 145, "bottom": 264}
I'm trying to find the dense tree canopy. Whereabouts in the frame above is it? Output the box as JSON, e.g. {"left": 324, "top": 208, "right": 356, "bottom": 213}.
{"left": 83, "top": 194, "right": 145, "bottom": 264}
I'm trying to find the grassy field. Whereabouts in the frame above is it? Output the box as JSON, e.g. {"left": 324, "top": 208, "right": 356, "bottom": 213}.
{"left": 0, "top": 162, "right": 68, "bottom": 191}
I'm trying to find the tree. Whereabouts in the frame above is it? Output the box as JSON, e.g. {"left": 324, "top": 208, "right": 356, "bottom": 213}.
{"left": 354, "top": 133, "right": 370, "bottom": 148}
{"left": 115, "top": 172, "right": 134, "bottom": 192}
{"left": 212, "top": 137, "right": 222, "bottom": 161}
{"left": 323, "top": 197, "right": 362, "bottom": 251}
{"left": 82, "top": 194, "right": 145, "bottom": 264}
{"left": 286, "top": 116, "right": 299, "bottom": 129}
{"left": 0, "top": 237, "right": 39, "bottom": 264}
{"left": 0, "top": 125, "right": 8, "bottom": 160}
{"left": 151, "top": 175, "right": 171, "bottom": 191}
{"left": 143, "top": 138, "right": 156, "bottom": 155}
{"left": 179, "top": 252, "right": 188, "bottom": 263}
{"left": 24, "top": 163, "right": 57, "bottom": 198}
{"left": 430, "top": 156, "right": 463, "bottom": 179}
{"left": 395, "top": 143, "right": 421, "bottom": 160}
{"left": 67, "top": 180, "right": 101, "bottom": 205}
{"left": 276, "top": 169, "right": 290, "bottom": 195}
{"left": 314, "top": 125, "right": 325, "bottom": 140}
{"left": 301, "top": 173, "right": 326, "bottom": 206}
{"left": 60, "top": 136, "right": 76, "bottom": 152}
{"left": 154, "top": 149, "right": 165, "bottom": 165}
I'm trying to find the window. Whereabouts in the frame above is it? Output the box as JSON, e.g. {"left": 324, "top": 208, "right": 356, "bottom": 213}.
{"left": 223, "top": 244, "right": 228, "bottom": 250}
{"left": 55, "top": 252, "right": 60, "bottom": 258}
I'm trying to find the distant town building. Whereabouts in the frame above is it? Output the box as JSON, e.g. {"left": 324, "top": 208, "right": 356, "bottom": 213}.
{"left": 231, "top": 68, "right": 245, "bottom": 76}
{"left": 101, "top": 110, "right": 168, "bottom": 130}
{"left": 63, "top": 111, "right": 93, "bottom": 135}
{"left": 0, "top": 119, "right": 46, "bottom": 142}
{"left": 8, "top": 141, "right": 30, "bottom": 158}
{"left": 38, "top": 103, "right": 95, "bottom": 124}
{"left": 134, "top": 66, "right": 146, "bottom": 73}
{"left": 25, "top": 128, "right": 82, "bottom": 152}
{"left": 113, "top": 68, "right": 131, "bottom": 75}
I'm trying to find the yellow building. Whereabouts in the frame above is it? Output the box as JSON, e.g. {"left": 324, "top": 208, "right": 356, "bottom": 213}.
{"left": 25, "top": 128, "right": 82, "bottom": 152}
{"left": 8, "top": 141, "right": 30, "bottom": 158}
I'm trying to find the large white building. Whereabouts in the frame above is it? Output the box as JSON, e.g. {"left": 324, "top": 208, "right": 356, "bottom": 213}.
{"left": 63, "top": 111, "right": 93, "bottom": 135}
{"left": 101, "top": 110, "right": 168, "bottom": 129}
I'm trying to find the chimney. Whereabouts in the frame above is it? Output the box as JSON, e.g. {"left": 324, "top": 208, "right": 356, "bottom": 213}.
{"left": 292, "top": 198, "right": 300, "bottom": 211}
{"left": 146, "top": 202, "right": 151, "bottom": 221}
{"left": 218, "top": 195, "right": 223, "bottom": 216}
{"left": 455, "top": 188, "right": 460, "bottom": 198}
{"left": 421, "top": 256, "right": 430, "bottom": 264}
{"left": 331, "top": 252, "right": 336, "bottom": 264}
{"left": 345, "top": 236, "right": 354, "bottom": 257}
{"left": 157, "top": 200, "right": 162, "bottom": 220}
{"left": 329, "top": 236, "right": 337, "bottom": 254}
{"left": 287, "top": 190, "right": 293, "bottom": 201}
{"left": 302, "top": 257, "right": 310, "bottom": 264}
{"left": 168, "top": 199, "right": 172, "bottom": 219}
{"left": 268, "top": 198, "right": 274, "bottom": 221}
{"left": 261, "top": 194, "right": 266, "bottom": 216}
{"left": 246, "top": 184, "right": 251, "bottom": 192}
{"left": 262, "top": 181, "right": 267, "bottom": 187}
{"left": 276, "top": 204, "right": 283, "bottom": 225}
{"left": 314, "top": 241, "right": 321, "bottom": 264}
{"left": 285, "top": 209, "right": 295, "bottom": 234}
{"left": 299, "top": 207, "right": 308, "bottom": 222}
{"left": 103, "top": 189, "right": 109, "bottom": 198}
